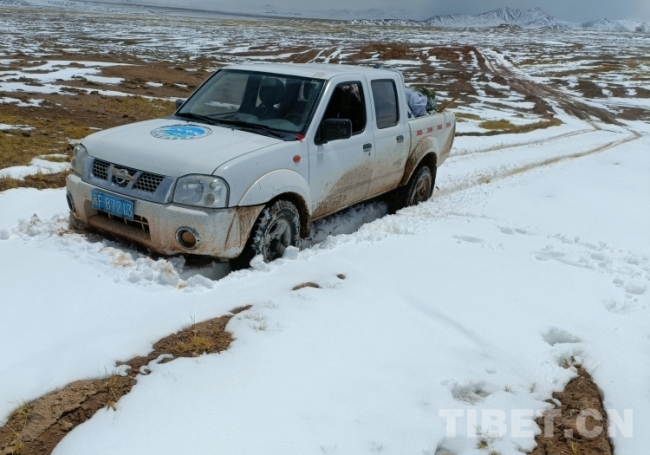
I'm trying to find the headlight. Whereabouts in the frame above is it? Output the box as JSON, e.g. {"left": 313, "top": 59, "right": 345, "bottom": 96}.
{"left": 70, "top": 144, "right": 88, "bottom": 175}
{"left": 173, "top": 175, "right": 229, "bottom": 208}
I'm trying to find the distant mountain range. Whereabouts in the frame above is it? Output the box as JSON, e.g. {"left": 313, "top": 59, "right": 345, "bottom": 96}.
{"left": 4, "top": 1, "right": 650, "bottom": 30}
{"left": 423, "top": 7, "right": 650, "bottom": 32}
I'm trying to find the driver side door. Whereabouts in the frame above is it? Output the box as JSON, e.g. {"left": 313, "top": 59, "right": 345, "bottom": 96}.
{"left": 308, "top": 79, "right": 374, "bottom": 220}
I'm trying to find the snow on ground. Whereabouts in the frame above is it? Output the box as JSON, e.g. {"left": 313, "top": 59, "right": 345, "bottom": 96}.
{"left": 1, "top": 113, "right": 648, "bottom": 454}
{"left": 1, "top": 9, "right": 649, "bottom": 453}
{"left": 0, "top": 157, "right": 70, "bottom": 179}
{"left": 0, "top": 63, "right": 126, "bottom": 98}
{"left": 0, "top": 123, "right": 32, "bottom": 131}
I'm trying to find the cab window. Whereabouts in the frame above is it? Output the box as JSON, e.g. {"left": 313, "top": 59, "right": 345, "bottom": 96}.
{"left": 371, "top": 79, "right": 399, "bottom": 129}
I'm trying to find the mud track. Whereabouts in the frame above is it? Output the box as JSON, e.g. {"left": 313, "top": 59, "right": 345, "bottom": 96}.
{"left": 438, "top": 47, "right": 643, "bottom": 192}
{"left": 480, "top": 49, "right": 622, "bottom": 126}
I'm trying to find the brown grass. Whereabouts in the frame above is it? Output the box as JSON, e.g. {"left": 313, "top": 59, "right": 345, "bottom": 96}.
{"left": 0, "top": 114, "right": 84, "bottom": 168}
{"left": 465, "top": 118, "right": 563, "bottom": 136}
{"left": 479, "top": 119, "right": 515, "bottom": 130}
{"left": 0, "top": 95, "right": 174, "bottom": 192}
{"left": 171, "top": 330, "right": 216, "bottom": 355}
{"left": 455, "top": 112, "right": 482, "bottom": 121}
{"left": 351, "top": 42, "right": 417, "bottom": 61}
{"left": 0, "top": 170, "right": 70, "bottom": 191}
{"left": 88, "top": 96, "right": 175, "bottom": 120}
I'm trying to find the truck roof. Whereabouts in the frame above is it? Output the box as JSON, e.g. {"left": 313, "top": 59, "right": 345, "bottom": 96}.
{"left": 225, "top": 63, "right": 399, "bottom": 80}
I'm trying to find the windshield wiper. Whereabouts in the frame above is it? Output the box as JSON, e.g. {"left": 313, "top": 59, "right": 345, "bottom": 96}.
{"left": 213, "top": 118, "right": 288, "bottom": 140}
{"left": 175, "top": 112, "right": 218, "bottom": 125}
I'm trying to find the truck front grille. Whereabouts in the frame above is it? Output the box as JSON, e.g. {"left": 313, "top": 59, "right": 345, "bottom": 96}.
{"left": 134, "top": 173, "right": 164, "bottom": 193}
{"left": 92, "top": 159, "right": 109, "bottom": 180}
{"left": 90, "top": 158, "right": 165, "bottom": 194}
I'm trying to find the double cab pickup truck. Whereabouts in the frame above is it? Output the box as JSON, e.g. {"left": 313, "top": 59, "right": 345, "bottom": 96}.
{"left": 66, "top": 63, "right": 455, "bottom": 268}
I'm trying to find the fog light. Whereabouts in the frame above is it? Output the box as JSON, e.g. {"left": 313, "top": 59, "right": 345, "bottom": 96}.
{"left": 176, "top": 227, "right": 200, "bottom": 249}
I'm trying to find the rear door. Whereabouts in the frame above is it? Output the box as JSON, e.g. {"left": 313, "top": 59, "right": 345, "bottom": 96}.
{"left": 366, "top": 76, "right": 409, "bottom": 197}
{"left": 308, "top": 78, "right": 374, "bottom": 219}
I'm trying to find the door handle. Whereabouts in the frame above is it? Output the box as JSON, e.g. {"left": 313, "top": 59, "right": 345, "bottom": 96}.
{"left": 363, "top": 143, "right": 372, "bottom": 153}
{"left": 396, "top": 135, "right": 404, "bottom": 143}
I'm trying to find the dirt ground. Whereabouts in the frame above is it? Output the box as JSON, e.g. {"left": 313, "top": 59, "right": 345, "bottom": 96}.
{"left": 531, "top": 366, "right": 613, "bottom": 455}
{"left": 0, "top": 306, "right": 250, "bottom": 455}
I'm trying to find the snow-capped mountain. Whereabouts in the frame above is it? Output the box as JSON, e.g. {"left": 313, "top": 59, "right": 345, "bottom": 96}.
{"left": 424, "top": 7, "right": 649, "bottom": 32}
{"left": 425, "top": 7, "right": 572, "bottom": 29}
{"left": 582, "top": 18, "right": 650, "bottom": 32}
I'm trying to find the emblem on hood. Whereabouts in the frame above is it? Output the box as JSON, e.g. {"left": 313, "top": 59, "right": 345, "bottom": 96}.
{"left": 151, "top": 124, "right": 212, "bottom": 140}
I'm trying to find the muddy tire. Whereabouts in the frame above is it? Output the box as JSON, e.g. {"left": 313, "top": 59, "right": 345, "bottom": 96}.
{"left": 392, "top": 164, "right": 436, "bottom": 212}
{"left": 231, "top": 199, "right": 301, "bottom": 270}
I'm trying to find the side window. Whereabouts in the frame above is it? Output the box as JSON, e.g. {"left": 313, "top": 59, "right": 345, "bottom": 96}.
{"left": 371, "top": 79, "right": 399, "bottom": 129}
{"left": 322, "top": 82, "right": 366, "bottom": 135}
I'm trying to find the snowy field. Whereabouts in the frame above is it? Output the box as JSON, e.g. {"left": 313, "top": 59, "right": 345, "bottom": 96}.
{"left": 1, "top": 7, "right": 649, "bottom": 455}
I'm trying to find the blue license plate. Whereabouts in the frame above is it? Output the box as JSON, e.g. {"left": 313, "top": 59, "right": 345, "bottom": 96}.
{"left": 91, "top": 190, "right": 134, "bottom": 221}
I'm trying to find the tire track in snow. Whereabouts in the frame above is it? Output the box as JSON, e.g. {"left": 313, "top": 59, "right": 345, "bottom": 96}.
{"left": 439, "top": 47, "right": 643, "bottom": 196}
{"left": 451, "top": 126, "right": 594, "bottom": 158}
{"left": 438, "top": 129, "right": 642, "bottom": 197}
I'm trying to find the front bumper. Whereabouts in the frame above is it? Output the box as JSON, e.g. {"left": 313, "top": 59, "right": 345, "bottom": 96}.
{"left": 66, "top": 174, "right": 263, "bottom": 259}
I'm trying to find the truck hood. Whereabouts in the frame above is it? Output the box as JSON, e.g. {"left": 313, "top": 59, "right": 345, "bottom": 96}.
{"left": 82, "top": 118, "right": 281, "bottom": 177}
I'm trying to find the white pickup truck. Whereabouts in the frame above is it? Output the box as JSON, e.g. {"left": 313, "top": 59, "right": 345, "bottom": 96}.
{"left": 66, "top": 63, "right": 455, "bottom": 267}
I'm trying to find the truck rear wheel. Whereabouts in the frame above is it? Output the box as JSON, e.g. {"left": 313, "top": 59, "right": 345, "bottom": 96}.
{"left": 231, "top": 199, "right": 301, "bottom": 269}
{"left": 393, "top": 165, "right": 436, "bottom": 212}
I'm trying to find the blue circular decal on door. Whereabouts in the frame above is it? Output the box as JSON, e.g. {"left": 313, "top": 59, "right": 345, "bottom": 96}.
{"left": 150, "top": 124, "right": 212, "bottom": 140}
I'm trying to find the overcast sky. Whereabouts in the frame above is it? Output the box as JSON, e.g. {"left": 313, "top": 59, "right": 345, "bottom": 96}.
{"left": 423, "top": 0, "right": 650, "bottom": 22}
{"left": 104, "top": 0, "right": 650, "bottom": 22}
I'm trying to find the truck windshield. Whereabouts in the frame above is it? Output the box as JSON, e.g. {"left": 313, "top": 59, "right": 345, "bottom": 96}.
{"left": 178, "top": 69, "right": 325, "bottom": 135}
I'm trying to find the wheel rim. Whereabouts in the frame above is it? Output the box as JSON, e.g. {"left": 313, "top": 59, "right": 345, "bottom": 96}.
{"left": 410, "top": 173, "right": 432, "bottom": 205}
{"left": 261, "top": 218, "right": 292, "bottom": 261}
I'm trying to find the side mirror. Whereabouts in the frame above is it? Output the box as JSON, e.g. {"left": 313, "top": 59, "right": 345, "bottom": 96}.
{"left": 319, "top": 119, "right": 352, "bottom": 144}
{"left": 175, "top": 99, "right": 185, "bottom": 110}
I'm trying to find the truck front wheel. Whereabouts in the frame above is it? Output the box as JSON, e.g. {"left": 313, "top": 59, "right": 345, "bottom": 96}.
{"left": 232, "top": 199, "right": 301, "bottom": 269}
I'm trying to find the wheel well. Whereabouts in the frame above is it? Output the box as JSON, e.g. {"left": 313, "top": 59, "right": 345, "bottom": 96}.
{"left": 419, "top": 152, "right": 438, "bottom": 174}
{"left": 401, "top": 152, "right": 438, "bottom": 187}
{"left": 269, "top": 192, "right": 311, "bottom": 238}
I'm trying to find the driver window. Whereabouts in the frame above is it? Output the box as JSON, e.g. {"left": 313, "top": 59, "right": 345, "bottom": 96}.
{"left": 323, "top": 82, "right": 366, "bottom": 135}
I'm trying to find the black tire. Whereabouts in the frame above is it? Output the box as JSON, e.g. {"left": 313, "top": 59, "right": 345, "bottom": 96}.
{"left": 392, "top": 165, "right": 436, "bottom": 212}
{"left": 231, "top": 200, "right": 301, "bottom": 270}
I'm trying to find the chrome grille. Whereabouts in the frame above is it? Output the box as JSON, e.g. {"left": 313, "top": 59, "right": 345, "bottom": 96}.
{"left": 92, "top": 159, "right": 109, "bottom": 180}
{"left": 96, "top": 211, "right": 150, "bottom": 232}
{"left": 86, "top": 158, "right": 172, "bottom": 204}
{"left": 134, "top": 173, "right": 164, "bottom": 193}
